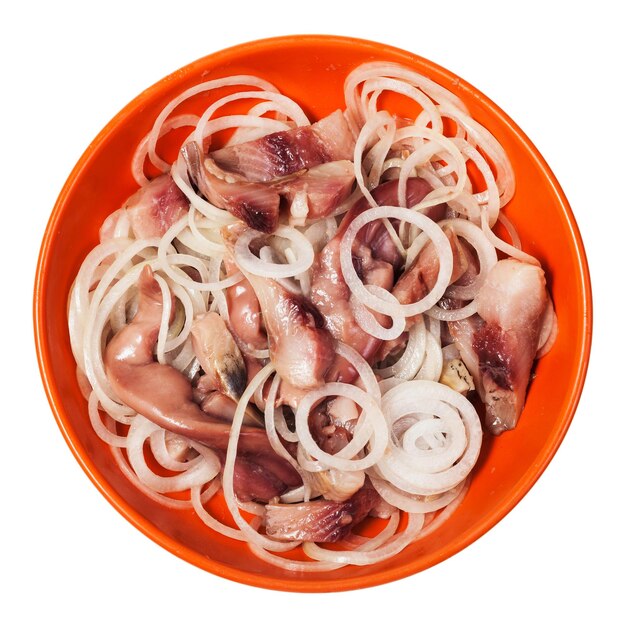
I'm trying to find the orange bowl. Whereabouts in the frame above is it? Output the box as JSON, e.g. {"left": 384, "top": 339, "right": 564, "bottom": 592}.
{"left": 33, "top": 34, "right": 592, "bottom": 592}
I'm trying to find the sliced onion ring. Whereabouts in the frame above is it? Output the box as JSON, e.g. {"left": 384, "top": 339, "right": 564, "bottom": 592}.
{"left": 369, "top": 475, "right": 466, "bottom": 514}
{"left": 234, "top": 225, "right": 315, "bottom": 279}
{"left": 375, "top": 380, "right": 482, "bottom": 496}
{"left": 351, "top": 285, "right": 406, "bottom": 341}
{"left": 340, "top": 206, "right": 453, "bottom": 317}
{"left": 295, "top": 383, "right": 389, "bottom": 472}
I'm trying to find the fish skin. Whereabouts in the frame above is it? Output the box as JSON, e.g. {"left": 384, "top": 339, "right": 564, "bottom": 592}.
{"left": 265, "top": 486, "right": 380, "bottom": 542}
{"left": 448, "top": 259, "right": 549, "bottom": 435}
{"left": 222, "top": 224, "right": 336, "bottom": 391}
{"left": 211, "top": 110, "right": 355, "bottom": 182}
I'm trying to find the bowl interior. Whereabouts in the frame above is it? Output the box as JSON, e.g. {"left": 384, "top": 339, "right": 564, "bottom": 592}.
{"left": 34, "top": 35, "right": 591, "bottom": 592}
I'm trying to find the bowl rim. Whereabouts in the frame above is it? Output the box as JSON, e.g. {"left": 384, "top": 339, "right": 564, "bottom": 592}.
{"left": 33, "top": 33, "right": 593, "bottom": 592}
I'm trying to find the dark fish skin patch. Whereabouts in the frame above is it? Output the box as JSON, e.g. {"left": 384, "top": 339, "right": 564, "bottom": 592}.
{"left": 473, "top": 324, "right": 514, "bottom": 391}
{"left": 232, "top": 200, "right": 278, "bottom": 233}
{"left": 265, "top": 487, "right": 379, "bottom": 542}
{"left": 259, "top": 127, "right": 329, "bottom": 178}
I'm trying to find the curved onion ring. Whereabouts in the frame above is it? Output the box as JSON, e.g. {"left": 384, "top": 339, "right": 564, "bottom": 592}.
{"left": 302, "top": 512, "right": 424, "bottom": 565}
{"left": 234, "top": 225, "right": 315, "bottom": 279}
{"left": 375, "top": 317, "right": 427, "bottom": 380}
{"left": 375, "top": 380, "right": 482, "bottom": 496}
{"left": 351, "top": 285, "right": 406, "bottom": 341}
{"left": 369, "top": 475, "right": 466, "bottom": 514}
{"left": 340, "top": 206, "right": 453, "bottom": 317}
{"left": 126, "top": 416, "right": 219, "bottom": 493}
{"left": 295, "top": 383, "right": 388, "bottom": 472}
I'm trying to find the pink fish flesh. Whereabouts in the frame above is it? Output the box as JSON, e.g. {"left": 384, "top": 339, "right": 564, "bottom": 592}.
{"left": 376, "top": 227, "right": 469, "bottom": 363}
{"left": 190, "top": 312, "right": 247, "bottom": 401}
{"left": 310, "top": 177, "right": 438, "bottom": 380}
{"left": 448, "top": 259, "right": 549, "bottom": 434}
{"left": 222, "top": 256, "right": 268, "bottom": 356}
{"left": 182, "top": 142, "right": 280, "bottom": 233}
{"left": 264, "top": 486, "right": 380, "bottom": 542}
{"left": 211, "top": 110, "right": 355, "bottom": 182}
{"left": 348, "top": 177, "right": 447, "bottom": 271}
{"left": 276, "top": 160, "right": 355, "bottom": 220}
{"left": 125, "top": 174, "right": 189, "bottom": 239}
{"left": 223, "top": 225, "right": 335, "bottom": 390}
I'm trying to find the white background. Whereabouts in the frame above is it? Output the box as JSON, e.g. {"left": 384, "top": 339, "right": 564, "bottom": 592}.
{"left": 3, "top": 1, "right": 621, "bottom": 623}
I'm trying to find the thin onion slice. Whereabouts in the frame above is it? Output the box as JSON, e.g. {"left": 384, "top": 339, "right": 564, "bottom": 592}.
{"left": 234, "top": 226, "right": 315, "bottom": 279}
{"left": 126, "top": 416, "right": 219, "bottom": 493}
{"left": 340, "top": 206, "right": 453, "bottom": 317}
{"left": 221, "top": 364, "right": 301, "bottom": 552}
{"left": 295, "top": 383, "right": 388, "bottom": 472}
{"left": 351, "top": 285, "right": 405, "bottom": 341}
{"left": 370, "top": 475, "right": 466, "bottom": 514}
{"left": 376, "top": 317, "right": 427, "bottom": 380}
{"left": 146, "top": 75, "right": 278, "bottom": 171}
{"left": 302, "top": 512, "right": 424, "bottom": 566}
{"left": 375, "top": 380, "right": 482, "bottom": 496}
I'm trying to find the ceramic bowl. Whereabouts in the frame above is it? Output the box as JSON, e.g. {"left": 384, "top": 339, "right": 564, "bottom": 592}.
{"left": 34, "top": 34, "right": 592, "bottom": 592}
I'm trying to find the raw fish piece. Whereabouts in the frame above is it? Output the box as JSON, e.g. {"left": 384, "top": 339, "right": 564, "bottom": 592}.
{"left": 311, "top": 177, "right": 438, "bottom": 380}
{"left": 448, "top": 259, "right": 549, "bottom": 434}
{"left": 212, "top": 110, "right": 355, "bottom": 182}
{"left": 191, "top": 312, "right": 247, "bottom": 401}
{"left": 265, "top": 486, "right": 380, "bottom": 542}
{"left": 104, "top": 266, "right": 301, "bottom": 500}
{"left": 125, "top": 174, "right": 189, "bottom": 239}
{"left": 182, "top": 142, "right": 280, "bottom": 233}
{"left": 223, "top": 225, "right": 335, "bottom": 390}
{"left": 223, "top": 256, "right": 268, "bottom": 356}
{"left": 278, "top": 160, "right": 355, "bottom": 220}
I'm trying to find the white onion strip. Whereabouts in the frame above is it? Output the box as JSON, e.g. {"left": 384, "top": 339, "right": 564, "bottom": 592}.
{"left": 370, "top": 475, "right": 466, "bottom": 514}
{"left": 336, "top": 341, "right": 381, "bottom": 403}
{"left": 376, "top": 317, "right": 428, "bottom": 380}
{"left": 440, "top": 217, "right": 498, "bottom": 300}
{"left": 234, "top": 225, "right": 315, "bottom": 279}
{"left": 353, "top": 111, "right": 396, "bottom": 205}
{"left": 302, "top": 512, "right": 424, "bottom": 566}
{"left": 87, "top": 391, "right": 127, "bottom": 447}
{"left": 126, "top": 416, "right": 219, "bottom": 493}
{"left": 157, "top": 217, "right": 243, "bottom": 291}
{"left": 295, "top": 383, "right": 388, "bottom": 472}
{"left": 340, "top": 206, "right": 453, "bottom": 317}
{"left": 344, "top": 61, "right": 469, "bottom": 130}
{"left": 351, "top": 285, "right": 405, "bottom": 341}
{"left": 192, "top": 90, "right": 308, "bottom": 149}
{"left": 221, "top": 364, "right": 300, "bottom": 552}
{"left": 480, "top": 207, "right": 539, "bottom": 266}
{"left": 132, "top": 114, "right": 199, "bottom": 186}
{"left": 375, "top": 381, "right": 482, "bottom": 497}
{"left": 147, "top": 75, "right": 278, "bottom": 171}
{"left": 249, "top": 511, "right": 403, "bottom": 572}
{"left": 109, "top": 433, "right": 201, "bottom": 511}
{"left": 264, "top": 374, "right": 312, "bottom": 499}
{"left": 190, "top": 481, "right": 249, "bottom": 541}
